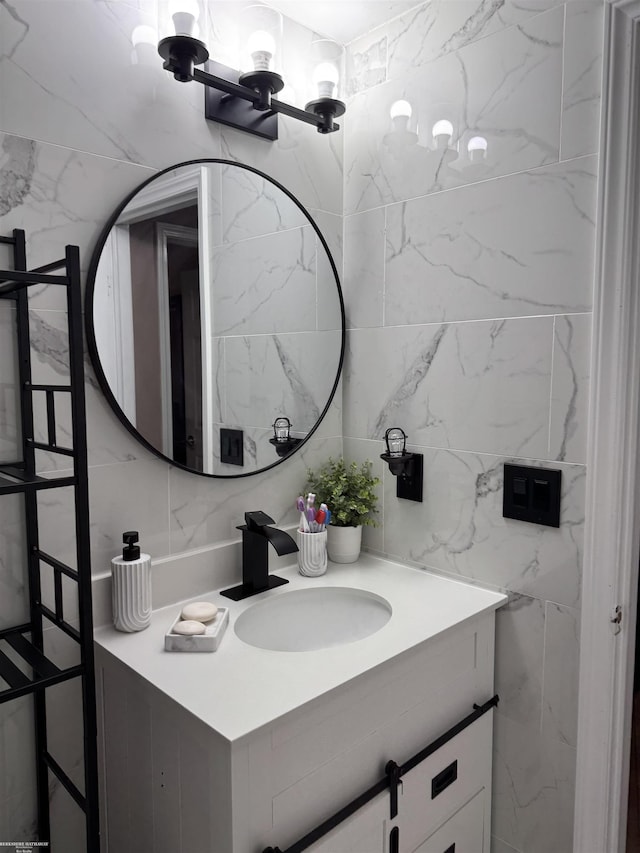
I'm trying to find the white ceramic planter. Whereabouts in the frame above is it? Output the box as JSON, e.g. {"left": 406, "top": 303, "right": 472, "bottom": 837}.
{"left": 326, "top": 525, "right": 362, "bottom": 564}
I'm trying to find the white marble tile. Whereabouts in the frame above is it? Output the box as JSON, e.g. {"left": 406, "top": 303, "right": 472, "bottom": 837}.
{"left": 384, "top": 158, "right": 597, "bottom": 325}
{"left": 211, "top": 225, "right": 316, "bottom": 336}
{"left": 88, "top": 459, "right": 171, "bottom": 575}
{"left": 220, "top": 116, "right": 343, "bottom": 217}
{"left": 48, "top": 775, "right": 86, "bottom": 853}
{"left": 561, "top": 1, "right": 604, "bottom": 160}
{"left": 381, "top": 449, "right": 584, "bottom": 608}
{"left": 542, "top": 601, "right": 580, "bottom": 748}
{"left": 344, "top": 208, "right": 385, "bottom": 329}
{"left": 0, "top": 0, "right": 222, "bottom": 168}
{"left": 491, "top": 836, "right": 521, "bottom": 853}
{"left": 0, "top": 786, "right": 38, "bottom": 846}
{"left": 169, "top": 435, "right": 342, "bottom": 553}
{"left": 0, "top": 495, "right": 27, "bottom": 631}
{"left": 222, "top": 331, "right": 342, "bottom": 434}
{"left": 493, "top": 714, "right": 576, "bottom": 853}
{"left": 346, "top": 30, "right": 387, "bottom": 97}
{"left": 344, "top": 7, "right": 563, "bottom": 214}
{"left": 385, "top": 0, "right": 563, "bottom": 80}
{"left": 342, "top": 437, "right": 385, "bottom": 553}
{"left": 495, "top": 594, "right": 545, "bottom": 730}
{"left": 549, "top": 314, "right": 592, "bottom": 465}
{"left": 311, "top": 209, "right": 344, "bottom": 334}
{"left": 220, "top": 163, "right": 308, "bottom": 244}
{"left": 345, "top": 318, "right": 553, "bottom": 459}
{"left": 0, "top": 303, "right": 19, "bottom": 463}
{"left": 0, "top": 133, "right": 153, "bottom": 311}
{"left": 0, "top": 697, "right": 36, "bottom": 803}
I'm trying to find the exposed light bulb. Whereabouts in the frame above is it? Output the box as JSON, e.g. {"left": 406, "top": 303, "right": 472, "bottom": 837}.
{"left": 467, "top": 136, "right": 488, "bottom": 152}
{"left": 168, "top": 0, "right": 199, "bottom": 37}
{"left": 432, "top": 119, "right": 454, "bottom": 150}
{"left": 247, "top": 29, "right": 276, "bottom": 71}
{"left": 312, "top": 62, "right": 339, "bottom": 99}
{"left": 389, "top": 100, "right": 412, "bottom": 120}
{"left": 467, "top": 135, "right": 488, "bottom": 162}
{"left": 131, "top": 25, "right": 157, "bottom": 48}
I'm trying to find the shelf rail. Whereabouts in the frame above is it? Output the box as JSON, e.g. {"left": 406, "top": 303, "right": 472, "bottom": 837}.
{"left": 0, "top": 229, "right": 100, "bottom": 851}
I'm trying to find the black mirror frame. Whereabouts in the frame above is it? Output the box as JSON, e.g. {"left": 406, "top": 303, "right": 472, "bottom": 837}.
{"left": 85, "top": 158, "right": 346, "bottom": 479}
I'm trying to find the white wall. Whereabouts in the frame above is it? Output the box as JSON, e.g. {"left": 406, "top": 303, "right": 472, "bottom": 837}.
{"left": 342, "top": 2, "right": 603, "bottom": 852}
{"left": 0, "top": 0, "right": 343, "bottom": 846}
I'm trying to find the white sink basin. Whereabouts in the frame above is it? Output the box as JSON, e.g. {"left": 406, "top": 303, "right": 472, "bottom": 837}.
{"left": 234, "top": 586, "right": 392, "bottom": 652}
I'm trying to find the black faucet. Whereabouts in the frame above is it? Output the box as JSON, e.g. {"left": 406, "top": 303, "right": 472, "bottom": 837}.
{"left": 220, "top": 511, "right": 298, "bottom": 601}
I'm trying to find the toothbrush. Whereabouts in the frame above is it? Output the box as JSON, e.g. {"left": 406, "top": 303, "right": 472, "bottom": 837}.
{"left": 306, "top": 506, "right": 317, "bottom": 532}
{"left": 297, "top": 496, "right": 310, "bottom": 532}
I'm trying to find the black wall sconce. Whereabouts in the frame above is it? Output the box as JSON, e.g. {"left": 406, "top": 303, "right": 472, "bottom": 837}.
{"left": 380, "top": 427, "right": 423, "bottom": 502}
{"left": 156, "top": 2, "right": 346, "bottom": 141}
{"left": 269, "top": 417, "right": 302, "bottom": 458}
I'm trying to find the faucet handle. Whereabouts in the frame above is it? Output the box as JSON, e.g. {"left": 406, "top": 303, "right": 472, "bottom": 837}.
{"left": 243, "top": 511, "right": 275, "bottom": 531}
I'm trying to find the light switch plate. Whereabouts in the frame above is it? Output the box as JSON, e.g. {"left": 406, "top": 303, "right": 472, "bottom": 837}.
{"left": 503, "top": 463, "right": 561, "bottom": 527}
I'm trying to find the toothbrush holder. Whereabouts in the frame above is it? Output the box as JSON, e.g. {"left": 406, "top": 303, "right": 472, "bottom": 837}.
{"left": 297, "top": 530, "right": 328, "bottom": 577}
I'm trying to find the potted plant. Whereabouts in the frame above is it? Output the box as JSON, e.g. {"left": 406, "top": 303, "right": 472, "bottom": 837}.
{"left": 305, "top": 457, "right": 380, "bottom": 563}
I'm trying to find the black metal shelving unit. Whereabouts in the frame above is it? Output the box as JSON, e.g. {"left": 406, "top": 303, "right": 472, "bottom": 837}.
{"left": 0, "top": 229, "right": 99, "bottom": 851}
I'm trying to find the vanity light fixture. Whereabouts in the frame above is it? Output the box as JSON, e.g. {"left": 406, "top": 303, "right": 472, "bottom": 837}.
{"left": 157, "top": 2, "right": 346, "bottom": 141}
{"left": 380, "top": 427, "right": 423, "bottom": 502}
{"left": 269, "top": 417, "right": 302, "bottom": 458}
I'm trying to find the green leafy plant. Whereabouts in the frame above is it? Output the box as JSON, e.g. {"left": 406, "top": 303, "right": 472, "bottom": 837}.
{"left": 305, "top": 457, "right": 380, "bottom": 527}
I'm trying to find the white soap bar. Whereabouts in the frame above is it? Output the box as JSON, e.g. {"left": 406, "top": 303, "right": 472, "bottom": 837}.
{"left": 172, "top": 619, "right": 206, "bottom": 636}
{"left": 181, "top": 601, "right": 218, "bottom": 623}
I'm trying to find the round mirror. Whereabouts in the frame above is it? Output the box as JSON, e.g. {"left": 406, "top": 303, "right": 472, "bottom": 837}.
{"left": 86, "top": 159, "right": 344, "bottom": 477}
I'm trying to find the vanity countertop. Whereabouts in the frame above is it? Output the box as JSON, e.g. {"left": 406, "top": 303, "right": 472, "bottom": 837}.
{"left": 93, "top": 554, "right": 506, "bottom": 743}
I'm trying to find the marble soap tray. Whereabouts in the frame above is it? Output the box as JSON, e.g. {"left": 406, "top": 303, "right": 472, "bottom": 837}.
{"left": 164, "top": 608, "right": 229, "bottom": 653}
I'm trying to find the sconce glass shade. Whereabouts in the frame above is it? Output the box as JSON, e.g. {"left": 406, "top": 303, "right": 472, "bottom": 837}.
{"left": 390, "top": 100, "right": 412, "bottom": 120}
{"left": 240, "top": 4, "right": 283, "bottom": 74}
{"left": 168, "top": 0, "right": 199, "bottom": 36}
{"left": 132, "top": 25, "right": 158, "bottom": 48}
{"left": 273, "top": 416, "right": 292, "bottom": 442}
{"left": 313, "top": 62, "right": 340, "bottom": 99}
{"left": 247, "top": 29, "right": 276, "bottom": 71}
{"left": 385, "top": 427, "right": 407, "bottom": 457}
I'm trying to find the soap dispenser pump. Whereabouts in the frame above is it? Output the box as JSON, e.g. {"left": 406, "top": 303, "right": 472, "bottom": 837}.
{"left": 111, "top": 530, "right": 152, "bottom": 632}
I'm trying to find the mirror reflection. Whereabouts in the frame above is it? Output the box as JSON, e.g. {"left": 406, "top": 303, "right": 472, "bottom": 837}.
{"left": 87, "top": 160, "right": 344, "bottom": 476}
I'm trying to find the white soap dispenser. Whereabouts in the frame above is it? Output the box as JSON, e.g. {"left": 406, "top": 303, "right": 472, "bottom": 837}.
{"left": 111, "top": 530, "right": 152, "bottom": 632}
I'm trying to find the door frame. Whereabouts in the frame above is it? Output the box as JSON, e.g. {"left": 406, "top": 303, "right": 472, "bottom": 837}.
{"left": 574, "top": 1, "right": 640, "bottom": 849}
{"left": 155, "top": 223, "right": 198, "bottom": 459}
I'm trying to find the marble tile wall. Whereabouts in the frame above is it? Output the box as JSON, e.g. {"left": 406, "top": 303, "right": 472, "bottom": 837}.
{"left": 343, "top": 3, "right": 603, "bottom": 852}
{"left": 0, "top": 0, "right": 343, "bottom": 847}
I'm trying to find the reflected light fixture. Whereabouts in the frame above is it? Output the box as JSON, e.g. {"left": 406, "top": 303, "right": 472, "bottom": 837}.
{"left": 157, "top": 2, "right": 346, "bottom": 140}
{"left": 380, "top": 427, "right": 423, "bottom": 502}
{"left": 384, "top": 100, "right": 418, "bottom": 150}
{"left": 269, "top": 417, "right": 303, "bottom": 458}
{"left": 467, "top": 135, "right": 488, "bottom": 162}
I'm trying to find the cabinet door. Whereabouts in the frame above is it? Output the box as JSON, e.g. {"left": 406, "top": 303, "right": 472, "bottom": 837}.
{"left": 399, "top": 712, "right": 493, "bottom": 853}
{"left": 305, "top": 791, "right": 391, "bottom": 853}
{"left": 410, "top": 790, "right": 486, "bottom": 853}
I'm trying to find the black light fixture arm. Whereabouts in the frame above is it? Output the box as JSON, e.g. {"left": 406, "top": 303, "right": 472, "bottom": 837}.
{"left": 158, "top": 34, "right": 345, "bottom": 136}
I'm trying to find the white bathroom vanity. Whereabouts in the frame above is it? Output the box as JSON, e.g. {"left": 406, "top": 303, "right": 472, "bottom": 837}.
{"left": 93, "top": 555, "right": 506, "bottom": 853}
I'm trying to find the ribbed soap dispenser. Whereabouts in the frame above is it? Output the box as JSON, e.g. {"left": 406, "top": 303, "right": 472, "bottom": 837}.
{"left": 111, "top": 531, "right": 152, "bottom": 632}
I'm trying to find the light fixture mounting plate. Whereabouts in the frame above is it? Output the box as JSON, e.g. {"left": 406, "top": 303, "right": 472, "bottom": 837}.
{"left": 203, "top": 60, "right": 278, "bottom": 140}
